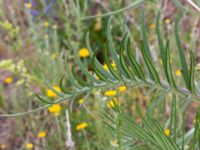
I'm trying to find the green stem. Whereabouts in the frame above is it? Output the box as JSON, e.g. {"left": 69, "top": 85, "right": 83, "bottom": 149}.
{"left": 83, "top": 130, "right": 90, "bottom": 150}
{"left": 81, "top": 0, "right": 143, "bottom": 20}
{"left": 117, "top": 112, "right": 121, "bottom": 150}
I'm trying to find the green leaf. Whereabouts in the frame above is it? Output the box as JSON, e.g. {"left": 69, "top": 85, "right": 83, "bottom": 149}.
{"left": 103, "top": 42, "right": 121, "bottom": 80}
{"left": 169, "top": 94, "right": 177, "bottom": 140}
{"left": 141, "top": 11, "right": 152, "bottom": 59}
{"left": 141, "top": 41, "right": 160, "bottom": 84}
{"left": 175, "top": 17, "right": 190, "bottom": 89}
{"left": 71, "top": 65, "right": 93, "bottom": 87}
{"left": 127, "top": 39, "right": 145, "bottom": 80}
{"left": 189, "top": 50, "right": 196, "bottom": 95}
{"left": 119, "top": 33, "right": 136, "bottom": 80}
{"left": 71, "top": 46, "right": 102, "bottom": 85}
{"left": 86, "top": 32, "right": 116, "bottom": 80}
{"left": 91, "top": 52, "right": 116, "bottom": 83}
{"left": 59, "top": 75, "right": 73, "bottom": 94}
{"left": 64, "top": 54, "right": 83, "bottom": 89}
{"left": 156, "top": 13, "right": 166, "bottom": 69}
{"left": 42, "top": 74, "right": 65, "bottom": 97}
{"left": 36, "top": 94, "right": 58, "bottom": 104}
{"left": 107, "top": 17, "right": 129, "bottom": 78}
{"left": 165, "top": 40, "right": 176, "bottom": 88}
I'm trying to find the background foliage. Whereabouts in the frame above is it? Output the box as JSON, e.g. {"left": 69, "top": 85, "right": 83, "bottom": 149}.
{"left": 0, "top": 0, "right": 200, "bottom": 150}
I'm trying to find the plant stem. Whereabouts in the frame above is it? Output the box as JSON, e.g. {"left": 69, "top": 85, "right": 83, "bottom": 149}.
{"left": 117, "top": 112, "right": 121, "bottom": 150}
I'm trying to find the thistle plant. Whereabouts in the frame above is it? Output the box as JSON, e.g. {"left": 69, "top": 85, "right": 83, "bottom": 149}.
{"left": 1, "top": 0, "right": 200, "bottom": 149}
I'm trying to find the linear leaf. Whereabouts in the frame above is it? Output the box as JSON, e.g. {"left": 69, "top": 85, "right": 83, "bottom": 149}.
{"left": 141, "top": 41, "right": 160, "bottom": 84}
{"left": 127, "top": 39, "right": 145, "bottom": 80}
{"left": 59, "top": 75, "right": 73, "bottom": 94}
{"left": 119, "top": 33, "right": 136, "bottom": 80}
{"left": 42, "top": 74, "right": 65, "bottom": 97}
{"left": 165, "top": 40, "right": 176, "bottom": 88}
{"left": 71, "top": 65, "right": 93, "bottom": 87}
{"left": 92, "top": 52, "right": 116, "bottom": 83}
{"left": 175, "top": 17, "right": 190, "bottom": 89}
{"left": 86, "top": 32, "right": 117, "bottom": 80}
{"left": 107, "top": 17, "right": 129, "bottom": 78}
{"left": 103, "top": 42, "right": 121, "bottom": 80}
{"left": 156, "top": 13, "right": 166, "bottom": 69}
{"left": 141, "top": 11, "right": 152, "bottom": 59}
{"left": 64, "top": 54, "right": 83, "bottom": 89}
{"left": 189, "top": 50, "right": 196, "bottom": 95}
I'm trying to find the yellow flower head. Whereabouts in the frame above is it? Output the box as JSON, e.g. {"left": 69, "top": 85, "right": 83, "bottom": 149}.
{"left": 78, "top": 98, "right": 84, "bottom": 105}
{"left": 76, "top": 122, "right": 88, "bottom": 131}
{"left": 51, "top": 53, "right": 57, "bottom": 60}
{"left": 44, "top": 21, "right": 49, "bottom": 27}
{"left": 103, "top": 64, "right": 109, "bottom": 70}
{"left": 38, "top": 131, "right": 46, "bottom": 138}
{"left": 107, "top": 98, "right": 120, "bottom": 108}
{"left": 79, "top": 48, "right": 89, "bottom": 58}
{"left": 26, "top": 143, "right": 33, "bottom": 149}
{"left": 103, "top": 63, "right": 116, "bottom": 71}
{"left": 118, "top": 85, "right": 127, "bottom": 92}
{"left": 48, "top": 104, "right": 61, "bottom": 116}
{"left": 164, "top": 129, "right": 170, "bottom": 136}
{"left": 175, "top": 69, "right": 182, "bottom": 77}
{"left": 94, "top": 21, "right": 102, "bottom": 31}
{"left": 159, "top": 59, "right": 163, "bottom": 65}
{"left": 104, "top": 90, "right": 117, "bottom": 97}
{"left": 94, "top": 11, "right": 102, "bottom": 31}
{"left": 24, "top": 2, "right": 32, "bottom": 9}
{"left": 193, "top": 118, "right": 196, "bottom": 124}
{"left": 110, "top": 139, "right": 119, "bottom": 147}
{"left": 4, "top": 77, "right": 13, "bottom": 84}
{"left": 46, "top": 86, "right": 61, "bottom": 98}
{"left": 149, "top": 23, "right": 155, "bottom": 30}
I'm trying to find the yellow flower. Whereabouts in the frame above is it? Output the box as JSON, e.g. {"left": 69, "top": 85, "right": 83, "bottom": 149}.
{"left": 103, "top": 63, "right": 116, "bottom": 71}
{"left": 26, "top": 143, "right": 33, "bottom": 149}
{"left": 118, "top": 85, "right": 127, "bottom": 92}
{"left": 164, "top": 129, "right": 170, "bottom": 136}
{"left": 79, "top": 48, "right": 89, "bottom": 58}
{"left": 76, "top": 122, "right": 88, "bottom": 131}
{"left": 159, "top": 59, "right": 163, "bottom": 65}
{"left": 110, "top": 139, "right": 119, "bottom": 147}
{"left": 48, "top": 104, "right": 61, "bottom": 116}
{"left": 149, "top": 23, "right": 155, "bottom": 30}
{"left": 51, "top": 53, "right": 57, "bottom": 60}
{"left": 78, "top": 98, "right": 84, "bottom": 105}
{"left": 193, "top": 119, "right": 196, "bottom": 124}
{"left": 107, "top": 98, "right": 120, "bottom": 108}
{"left": 4, "top": 77, "right": 13, "bottom": 84}
{"left": 44, "top": 21, "right": 49, "bottom": 27}
{"left": 175, "top": 69, "right": 182, "bottom": 77}
{"left": 94, "top": 11, "right": 102, "bottom": 31}
{"left": 103, "top": 64, "right": 109, "bottom": 70}
{"left": 104, "top": 90, "right": 117, "bottom": 97}
{"left": 24, "top": 2, "right": 32, "bottom": 9}
{"left": 46, "top": 86, "right": 61, "bottom": 98}
{"left": 38, "top": 131, "right": 46, "bottom": 138}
